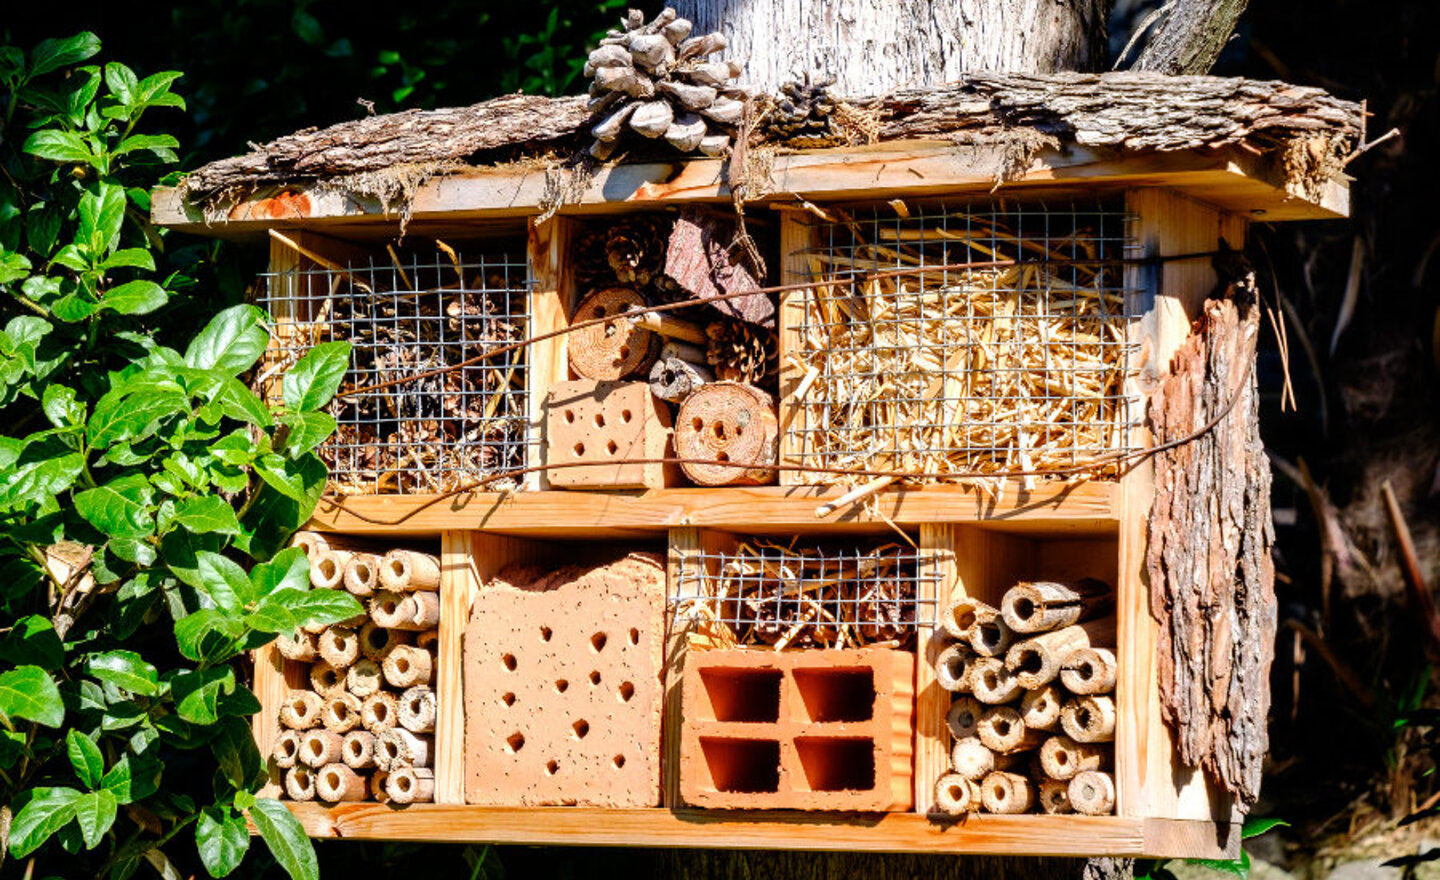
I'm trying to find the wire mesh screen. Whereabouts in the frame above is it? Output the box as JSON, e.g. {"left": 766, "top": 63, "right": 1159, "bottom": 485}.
{"left": 792, "top": 199, "right": 1141, "bottom": 483}
{"left": 258, "top": 245, "right": 532, "bottom": 494}
{"left": 671, "top": 539, "right": 941, "bottom": 650}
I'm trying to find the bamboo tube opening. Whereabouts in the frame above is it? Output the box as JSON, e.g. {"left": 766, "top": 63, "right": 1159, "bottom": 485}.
{"left": 933, "top": 773, "right": 981, "bottom": 815}
{"left": 969, "top": 618, "right": 1012, "bottom": 657}
{"left": 1039, "top": 779, "right": 1074, "bottom": 814}
{"left": 1068, "top": 770, "right": 1116, "bottom": 815}
{"left": 935, "top": 643, "right": 974, "bottom": 692}
{"left": 945, "top": 696, "right": 983, "bottom": 739}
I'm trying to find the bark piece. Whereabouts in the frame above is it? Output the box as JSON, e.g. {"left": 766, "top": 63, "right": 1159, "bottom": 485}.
{"left": 1147, "top": 294, "right": 1276, "bottom": 807}
{"left": 662, "top": 208, "right": 772, "bottom": 326}
{"left": 569, "top": 288, "right": 661, "bottom": 381}
{"left": 674, "top": 382, "right": 778, "bottom": 486}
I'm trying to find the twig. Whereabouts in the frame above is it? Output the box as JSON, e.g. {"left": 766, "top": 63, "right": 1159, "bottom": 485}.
{"left": 1381, "top": 480, "right": 1440, "bottom": 661}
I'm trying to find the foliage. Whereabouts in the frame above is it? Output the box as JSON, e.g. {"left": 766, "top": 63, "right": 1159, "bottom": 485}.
{"left": 1134, "top": 817, "right": 1289, "bottom": 880}
{"left": 0, "top": 33, "right": 358, "bottom": 879}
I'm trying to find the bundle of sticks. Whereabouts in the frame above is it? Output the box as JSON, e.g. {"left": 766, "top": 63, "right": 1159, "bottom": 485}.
{"left": 264, "top": 245, "right": 528, "bottom": 495}
{"left": 671, "top": 539, "right": 928, "bottom": 650}
{"left": 271, "top": 533, "right": 442, "bottom": 805}
{"left": 931, "top": 578, "right": 1118, "bottom": 816}
{"left": 795, "top": 209, "right": 1133, "bottom": 485}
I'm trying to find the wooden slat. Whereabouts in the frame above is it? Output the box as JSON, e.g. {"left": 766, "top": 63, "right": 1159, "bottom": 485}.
{"left": 307, "top": 482, "right": 1119, "bottom": 537}
{"left": 254, "top": 803, "right": 1233, "bottom": 859}
{"left": 156, "top": 142, "right": 1346, "bottom": 243}
{"left": 525, "top": 217, "right": 574, "bottom": 491}
{"left": 434, "top": 530, "right": 474, "bottom": 804}
{"left": 777, "top": 213, "right": 816, "bottom": 487}
{"left": 913, "top": 524, "right": 957, "bottom": 814}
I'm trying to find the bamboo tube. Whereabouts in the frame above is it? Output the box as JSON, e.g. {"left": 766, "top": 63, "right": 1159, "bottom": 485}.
{"left": 414, "top": 629, "right": 439, "bottom": 653}
{"left": 315, "top": 763, "right": 367, "bottom": 803}
{"left": 308, "top": 661, "right": 345, "bottom": 697}
{"left": 276, "top": 630, "right": 318, "bottom": 662}
{"left": 279, "top": 690, "right": 323, "bottom": 730}
{"left": 1060, "top": 647, "right": 1118, "bottom": 695}
{"left": 1060, "top": 694, "right": 1117, "bottom": 743}
{"left": 311, "top": 550, "right": 354, "bottom": 590}
{"left": 969, "top": 658, "right": 1022, "bottom": 705}
{"left": 344, "top": 553, "right": 381, "bottom": 597}
{"left": 383, "top": 645, "right": 435, "bottom": 688}
{"left": 318, "top": 626, "right": 360, "bottom": 668}
{"left": 977, "top": 706, "right": 1046, "bottom": 754}
{"left": 362, "top": 691, "right": 399, "bottom": 733}
{"left": 299, "top": 729, "right": 344, "bottom": 768}
{"left": 360, "top": 621, "right": 408, "bottom": 660}
{"left": 980, "top": 771, "right": 1035, "bottom": 814}
{"left": 1019, "top": 683, "right": 1063, "bottom": 732}
{"left": 629, "top": 310, "right": 708, "bottom": 344}
{"left": 1069, "top": 770, "right": 1116, "bottom": 815}
{"left": 940, "top": 596, "right": 991, "bottom": 642}
{"left": 272, "top": 730, "right": 302, "bottom": 769}
{"left": 385, "top": 766, "right": 436, "bottom": 804}
{"left": 370, "top": 590, "right": 441, "bottom": 630}
{"left": 321, "top": 692, "right": 362, "bottom": 733}
{"left": 1005, "top": 624, "right": 1091, "bottom": 689}
{"left": 945, "top": 696, "right": 984, "bottom": 740}
{"left": 933, "top": 773, "right": 983, "bottom": 815}
{"left": 301, "top": 618, "right": 328, "bottom": 635}
{"left": 380, "top": 549, "right": 442, "bottom": 592}
{"left": 284, "top": 766, "right": 316, "bottom": 801}
{"left": 649, "top": 355, "right": 713, "bottom": 403}
{"left": 375, "top": 728, "right": 432, "bottom": 771}
{"left": 951, "top": 736, "right": 1015, "bottom": 781}
{"left": 999, "top": 579, "right": 1112, "bottom": 634}
{"left": 935, "top": 642, "right": 975, "bottom": 692}
{"left": 342, "top": 730, "right": 377, "bottom": 769}
{"left": 1039, "top": 779, "right": 1074, "bottom": 814}
{"left": 369, "top": 770, "right": 391, "bottom": 804}
{"left": 398, "top": 685, "right": 437, "bottom": 733}
{"left": 968, "top": 609, "right": 1014, "bottom": 658}
{"left": 346, "top": 658, "right": 384, "bottom": 698}
{"left": 293, "top": 531, "right": 330, "bottom": 560}
{"left": 1039, "top": 735, "right": 1107, "bottom": 781}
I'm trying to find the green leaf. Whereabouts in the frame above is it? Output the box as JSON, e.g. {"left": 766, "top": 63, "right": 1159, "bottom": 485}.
{"left": 0, "top": 665, "right": 64, "bottom": 727}
{"left": 87, "top": 650, "right": 159, "bottom": 696}
{"left": 100, "top": 248, "right": 155, "bottom": 271}
{"left": 104, "top": 62, "right": 139, "bottom": 104}
{"left": 87, "top": 386, "right": 187, "bottom": 447}
{"left": 109, "top": 536, "right": 158, "bottom": 567}
{"left": 171, "top": 666, "right": 235, "bottom": 725}
{"left": 195, "top": 551, "right": 252, "bottom": 611}
{"left": 211, "top": 716, "right": 261, "bottom": 790}
{"left": 0, "top": 447, "right": 83, "bottom": 509}
{"left": 23, "top": 130, "right": 96, "bottom": 166}
{"left": 8, "top": 787, "right": 81, "bottom": 857}
{"left": 255, "top": 453, "right": 327, "bottom": 504}
{"left": 42, "top": 384, "right": 83, "bottom": 429}
{"left": 174, "top": 609, "right": 244, "bottom": 664}
{"left": 264, "top": 589, "right": 362, "bottom": 630}
{"left": 249, "top": 547, "right": 309, "bottom": 597}
{"left": 1241, "top": 817, "right": 1288, "bottom": 839}
{"left": 174, "top": 496, "right": 241, "bottom": 536}
{"left": 0, "top": 614, "right": 64, "bottom": 671}
{"left": 73, "top": 789, "right": 117, "bottom": 850}
{"left": 185, "top": 304, "right": 267, "bottom": 373}
{"left": 282, "top": 341, "right": 351, "bottom": 411}
{"left": 114, "top": 133, "right": 179, "bottom": 159}
{"left": 51, "top": 243, "right": 91, "bottom": 272}
{"left": 67, "top": 729, "right": 105, "bottom": 789}
{"left": 197, "top": 807, "right": 250, "bottom": 878}
{"left": 75, "top": 474, "right": 155, "bottom": 539}
{"left": 250, "top": 798, "right": 319, "bottom": 880}
{"left": 277, "top": 411, "right": 337, "bottom": 456}
{"left": 209, "top": 376, "right": 272, "bottom": 428}
{"left": 29, "top": 32, "right": 102, "bottom": 77}
{"left": 100, "top": 280, "right": 168, "bottom": 315}
{"left": 80, "top": 183, "right": 126, "bottom": 257}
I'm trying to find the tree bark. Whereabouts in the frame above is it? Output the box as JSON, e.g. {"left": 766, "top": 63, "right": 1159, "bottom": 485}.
{"left": 674, "top": 0, "right": 1110, "bottom": 93}
{"left": 1130, "top": 0, "right": 1251, "bottom": 75}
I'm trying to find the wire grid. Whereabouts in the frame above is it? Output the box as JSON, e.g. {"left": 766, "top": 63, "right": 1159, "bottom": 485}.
{"left": 258, "top": 246, "right": 533, "bottom": 494}
{"left": 792, "top": 199, "right": 1141, "bottom": 483}
{"left": 671, "top": 539, "right": 942, "bottom": 650}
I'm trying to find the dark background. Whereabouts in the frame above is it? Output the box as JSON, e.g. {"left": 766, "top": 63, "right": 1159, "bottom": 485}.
{"left": 6, "top": 0, "right": 1438, "bottom": 875}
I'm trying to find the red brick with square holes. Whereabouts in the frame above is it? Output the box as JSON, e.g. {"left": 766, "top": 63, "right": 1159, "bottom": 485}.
{"left": 680, "top": 647, "right": 915, "bottom": 811}
{"left": 544, "top": 379, "right": 676, "bottom": 489}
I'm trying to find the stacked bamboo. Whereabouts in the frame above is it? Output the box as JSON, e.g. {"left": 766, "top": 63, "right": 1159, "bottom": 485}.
{"left": 931, "top": 579, "right": 1118, "bottom": 816}
{"left": 273, "top": 533, "right": 441, "bottom": 804}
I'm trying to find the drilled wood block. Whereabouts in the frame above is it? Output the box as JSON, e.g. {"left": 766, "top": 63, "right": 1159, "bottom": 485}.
{"left": 544, "top": 379, "right": 675, "bottom": 489}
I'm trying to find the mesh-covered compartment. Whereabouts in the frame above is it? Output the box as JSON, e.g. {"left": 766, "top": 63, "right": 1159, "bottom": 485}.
{"left": 259, "top": 244, "right": 533, "bottom": 494}
{"left": 671, "top": 538, "right": 941, "bottom": 650}
{"left": 792, "top": 199, "right": 1140, "bottom": 483}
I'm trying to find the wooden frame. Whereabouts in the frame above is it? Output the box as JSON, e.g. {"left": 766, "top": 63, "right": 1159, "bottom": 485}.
{"left": 210, "top": 136, "right": 1334, "bottom": 857}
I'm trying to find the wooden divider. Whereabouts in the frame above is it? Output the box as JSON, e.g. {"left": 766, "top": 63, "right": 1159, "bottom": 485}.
{"left": 777, "top": 211, "right": 817, "bottom": 487}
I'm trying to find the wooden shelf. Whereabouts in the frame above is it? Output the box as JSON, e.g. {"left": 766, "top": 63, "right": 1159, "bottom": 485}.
{"left": 267, "top": 803, "right": 1237, "bottom": 859}
{"left": 307, "top": 481, "right": 1119, "bottom": 537}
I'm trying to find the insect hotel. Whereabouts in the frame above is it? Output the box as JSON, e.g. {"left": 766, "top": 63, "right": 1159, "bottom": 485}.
{"left": 154, "top": 9, "right": 1362, "bottom": 859}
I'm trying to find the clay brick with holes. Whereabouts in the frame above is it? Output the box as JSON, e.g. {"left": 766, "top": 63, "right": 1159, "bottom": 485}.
{"left": 463, "top": 552, "right": 665, "bottom": 806}
{"left": 544, "top": 379, "right": 677, "bottom": 489}
{"left": 680, "top": 647, "right": 915, "bottom": 811}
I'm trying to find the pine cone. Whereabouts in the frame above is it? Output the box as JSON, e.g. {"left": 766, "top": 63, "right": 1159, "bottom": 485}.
{"left": 575, "top": 216, "right": 673, "bottom": 295}
{"left": 767, "top": 73, "right": 840, "bottom": 146}
{"left": 705, "top": 318, "right": 775, "bottom": 384}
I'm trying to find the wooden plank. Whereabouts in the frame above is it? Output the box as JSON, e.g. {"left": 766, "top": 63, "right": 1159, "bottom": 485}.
{"left": 777, "top": 213, "right": 816, "bottom": 487}
{"left": 154, "top": 142, "right": 1346, "bottom": 242}
{"left": 306, "top": 482, "right": 1119, "bottom": 537}
{"left": 256, "top": 803, "right": 1232, "bottom": 859}
{"left": 525, "top": 217, "right": 574, "bottom": 491}
{"left": 434, "top": 530, "right": 473, "bottom": 804}
{"left": 913, "top": 524, "right": 957, "bottom": 814}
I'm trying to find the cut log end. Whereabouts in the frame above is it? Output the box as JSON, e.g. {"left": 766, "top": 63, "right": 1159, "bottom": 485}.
{"left": 569, "top": 288, "right": 660, "bottom": 381}
{"left": 1060, "top": 646, "right": 1118, "bottom": 695}
{"left": 1061, "top": 694, "right": 1117, "bottom": 743}
{"left": 674, "top": 382, "right": 778, "bottom": 486}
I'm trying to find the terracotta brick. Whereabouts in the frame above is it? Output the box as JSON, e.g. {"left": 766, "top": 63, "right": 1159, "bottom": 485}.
{"left": 680, "top": 647, "right": 915, "bottom": 811}
{"left": 464, "top": 553, "right": 665, "bottom": 807}
{"left": 544, "top": 380, "right": 675, "bottom": 489}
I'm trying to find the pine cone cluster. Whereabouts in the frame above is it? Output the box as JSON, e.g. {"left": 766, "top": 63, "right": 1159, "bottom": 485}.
{"left": 585, "top": 7, "right": 747, "bottom": 160}
{"left": 575, "top": 215, "right": 675, "bottom": 296}
{"left": 706, "top": 318, "right": 776, "bottom": 384}
{"left": 767, "top": 74, "right": 839, "bottom": 146}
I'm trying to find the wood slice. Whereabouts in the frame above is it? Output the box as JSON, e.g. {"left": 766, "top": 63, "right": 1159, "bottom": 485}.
{"left": 569, "top": 288, "right": 661, "bottom": 381}
{"left": 674, "top": 382, "right": 777, "bottom": 486}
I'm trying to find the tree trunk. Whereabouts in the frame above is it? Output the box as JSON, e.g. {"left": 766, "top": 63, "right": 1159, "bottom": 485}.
{"left": 674, "top": 0, "right": 1110, "bottom": 93}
